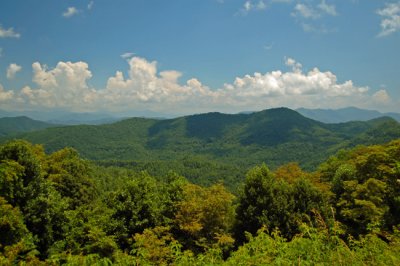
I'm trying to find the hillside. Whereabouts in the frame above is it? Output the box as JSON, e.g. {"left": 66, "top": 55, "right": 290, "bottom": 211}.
{"left": 0, "top": 116, "right": 58, "bottom": 137}
{"left": 3, "top": 108, "right": 399, "bottom": 174}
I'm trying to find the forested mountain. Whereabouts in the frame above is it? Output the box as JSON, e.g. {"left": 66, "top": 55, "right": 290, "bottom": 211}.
{"left": 3, "top": 108, "right": 400, "bottom": 167}
{"left": 0, "top": 116, "right": 58, "bottom": 137}
{"left": 297, "top": 107, "right": 400, "bottom": 123}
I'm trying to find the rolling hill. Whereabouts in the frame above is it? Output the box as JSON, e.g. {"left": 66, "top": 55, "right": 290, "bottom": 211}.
{"left": 3, "top": 108, "right": 399, "bottom": 172}
{"left": 0, "top": 116, "right": 58, "bottom": 137}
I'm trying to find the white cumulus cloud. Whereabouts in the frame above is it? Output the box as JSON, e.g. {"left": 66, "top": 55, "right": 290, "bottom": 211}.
{"left": 0, "top": 84, "right": 14, "bottom": 101}
{"left": 2, "top": 56, "right": 395, "bottom": 114}
{"left": 377, "top": 2, "right": 400, "bottom": 37}
{"left": 19, "top": 61, "right": 95, "bottom": 108}
{"left": 372, "top": 89, "right": 390, "bottom": 103}
{"left": 7, "top": 63, "right": 22, "bottom": 79}
{"left": 0, "top": 24, "right": 20, "bottom": 38}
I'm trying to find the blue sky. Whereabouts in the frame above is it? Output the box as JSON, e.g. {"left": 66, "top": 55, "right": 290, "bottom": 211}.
{"left": 0, "top": 0, "right": 399, "bottom": 115}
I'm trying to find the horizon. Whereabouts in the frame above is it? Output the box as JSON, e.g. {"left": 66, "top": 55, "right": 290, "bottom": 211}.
{"left": 1, "top": 106, "right": 399, "bottom": 123}
{"left": 1, "top": 1, "right": 399, "bottom": 114}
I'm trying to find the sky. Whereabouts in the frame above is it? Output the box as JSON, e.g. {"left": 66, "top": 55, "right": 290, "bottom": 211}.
{"left": 0, "top": 0, "right": 399, "bottom": 116}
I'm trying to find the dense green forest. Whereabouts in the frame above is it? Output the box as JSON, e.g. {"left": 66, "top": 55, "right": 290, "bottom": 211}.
{"left": 2, "top": 108, "right": 400, "bottom": 190}
{"left": 1, "top": 139, "right": 400, "bottom": 265}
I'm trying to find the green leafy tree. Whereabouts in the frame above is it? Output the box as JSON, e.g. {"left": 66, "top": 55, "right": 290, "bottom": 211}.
{"left": 0, "top": 197, "right": 31, "bottom": 252}
{"left": 131, "top": 226, "right": 179, "bottom": 265}
{"left": 174, "top": 183, "right": 235, "bottom": 252}
{"left": 0, "top": 140, "right": 44, "bottom": 207}
{"left": 23, "top": 177, "right": 68, "bottom": 258}
{"left": 106, "top": 172, "right": 168, "bottom": 250}
{"left": 0, "top": 197, "right": 38, "bottom": 264}
{"left": 0, "top": 160, "right": 25, "bottom": 206}
{"left": 235, "top": 165, "right": 294, "bottom": 243}
{"left": 235, "top": 164, "right": 328, "bottom": 243}
{"left": 321, "top": 140, "right": 400, "bottom": 236}
{"left": 337, "top": 178, "right": 388, "bottom": 235}
{"left": 45, "top": 147, "right": 97, "bottom": 208}
{"left": 49, "top": 203, "right": 117, "bottom": 260}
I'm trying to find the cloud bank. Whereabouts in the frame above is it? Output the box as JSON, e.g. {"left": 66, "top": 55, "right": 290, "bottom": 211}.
{"left": 1, "top": 56, "right": 395, "bottom": 114}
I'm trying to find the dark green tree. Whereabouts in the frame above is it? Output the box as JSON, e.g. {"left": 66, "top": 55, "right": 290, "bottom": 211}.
{"left": 45, "top": 147, "right": 97, "bottom": 209}
{"left": 105, "top": 172, "right": 168, "bottom": 250}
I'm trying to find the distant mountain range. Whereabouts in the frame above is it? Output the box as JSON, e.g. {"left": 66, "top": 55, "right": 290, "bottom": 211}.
{"left": 2, "top": 108, "right": 399, "bottom": 172}
{"left": 1, "top": 107, "right": 399, "bottom": 125}
{"left": 0, "top": 109, "right": 122, "bottom": 125}
{"left": 297, "top": 107, "right": 400, "bottom": 123}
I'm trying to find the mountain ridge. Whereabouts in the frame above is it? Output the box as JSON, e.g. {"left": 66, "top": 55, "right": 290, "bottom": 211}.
{"left": 2, "top": 107, "right": 399, "bottom": 174}
{"left": 0, "top": 116, "right": 59, "bottom": 137}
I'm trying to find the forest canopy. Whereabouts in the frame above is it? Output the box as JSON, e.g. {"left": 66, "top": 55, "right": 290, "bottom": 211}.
{"left": 1, "top": 139, "right": 400, "bottom": 265}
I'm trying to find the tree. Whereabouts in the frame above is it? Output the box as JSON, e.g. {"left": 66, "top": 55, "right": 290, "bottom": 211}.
{"left": 23, "top": 177, "right": 68, "bottom": 258}
{"left": 0, "top": 197, "right": 30, "bottom": 252}
{"left": 337, "top": 178, "right": 388, "bottom": 235}
{"left": 45, "top": 147, "right": 97, "bottom": 209}
{"left": 174, "top": 183, "right": 235, "bottom": 252}
{"left": 131, "top": 226, "right": 179, "bottom": 265}
{"left": 0, "top": 197, "right": 37, "bottom": 264}
{"left": 320, "top": 140, "right": 400, "bottom": 236}
{"left": 0, "top": 140, "right": 44, "bottom": 207}
{"left": 235, "top": 164, "right": 294, "bottom": 243}
{"left": 235, "top": 164, "right": 328, "bottom": 243}
{"left": 106, "top": 172, "right": 167, "bottom": 250}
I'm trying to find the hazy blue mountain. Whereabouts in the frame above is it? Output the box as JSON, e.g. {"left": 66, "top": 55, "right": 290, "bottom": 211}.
{"left": 297, "top": 107, "right": 400, "bottom": 123}
{"left": 386, "top": 112, "right": 400, "bottom": 121}
{"left": 0, "top": 109, "right": 170, "bottom": 125}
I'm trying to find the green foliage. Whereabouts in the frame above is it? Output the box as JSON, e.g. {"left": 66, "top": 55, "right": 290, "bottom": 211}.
{"left": 0, "top": 197, "right": 39, "bottom": 264}
{"left": 0, "top": 197, "right": 31, "bottom": 251}
{"left": 105, "top": 172, "right": 169, "bottom": 250}
{"left": 0, "top": 160, "right": 25, "bottom": 206}
{"left": 45, "top": 147, "right": 97, "bottom": 208}
{"left": 227, "top": 226, "right": 400, "bottom": 266}
{"left": 131, "top": 226, "right": 179, "bottom": 265}
{"left": 174, "top": 183, "right": 235, "bottom": 252}
{"left": 0, "top": 140, "right": 44, "bottom": 188}
{"left": 23, "top": 176, "right": 69, "bottom": 258}
{"left": 1, "top": 139, "right": 400, "bottom": 264}
{"left": 49, "top": 203, "right": 117, "bottom": 259}
{"left": 320, "top": 139, "right": 400, "bottom": 235}
{"left": 235, "top": 164, "right": 329, "bottom": 243}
